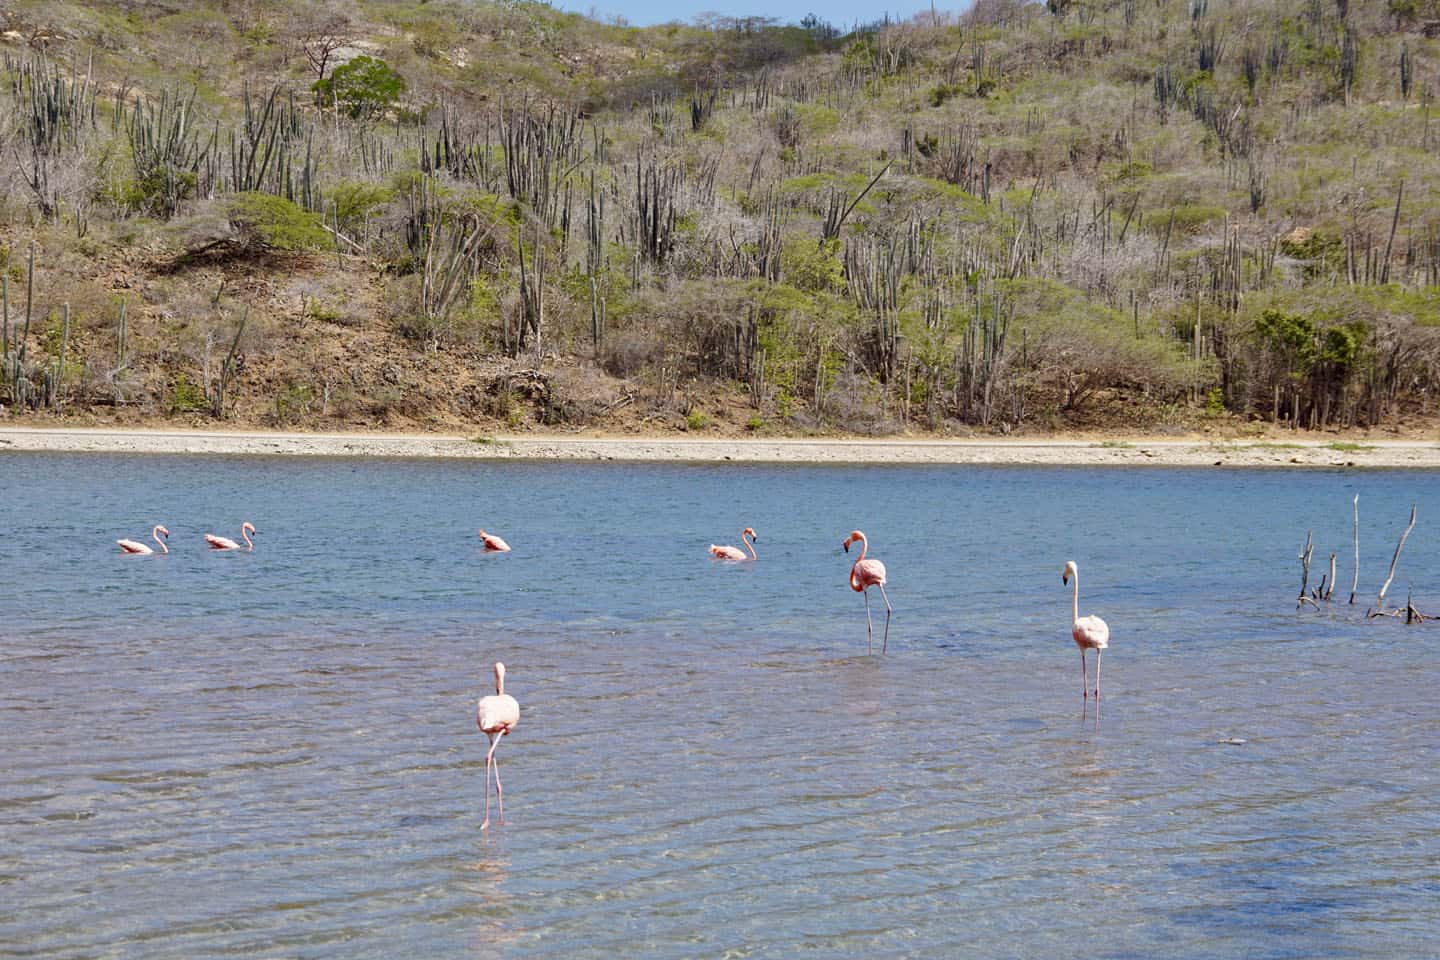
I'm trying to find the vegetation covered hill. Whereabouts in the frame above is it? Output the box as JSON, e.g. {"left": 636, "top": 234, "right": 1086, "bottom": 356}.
{"left": 3, "top": 0, "right": 1439, "bottom": 436}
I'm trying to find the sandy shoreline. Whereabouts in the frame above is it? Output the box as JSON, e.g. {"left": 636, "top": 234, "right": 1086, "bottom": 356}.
{"left": 2, "top": 426, "right": 1438, "bottom": 467}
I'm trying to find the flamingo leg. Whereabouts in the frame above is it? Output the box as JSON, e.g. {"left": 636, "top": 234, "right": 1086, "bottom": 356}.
{"left": 863, "top": 589, "right": 874, "bottom": 653}
{"left": 1080, "top": 648, "right": 1088, "bottom": 700}
{"left": 493, "top": 746, "right": 505, "bottom": 825}
{"left": 1095, "top": 649, "right": 1102, "bottom": 701}
{"left": 877, "top": 583, "right": 892, "bottom": 654}
{"left": 482, "top": 740, "right": 493, "bottom": 830}
{"left": 482, "top": 731, "right": 505, "bottom": 830}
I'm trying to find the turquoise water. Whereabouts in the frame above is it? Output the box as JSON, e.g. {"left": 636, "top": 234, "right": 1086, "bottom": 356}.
{"left": 2, "top": 454, "right": 1438, "bottom": 957}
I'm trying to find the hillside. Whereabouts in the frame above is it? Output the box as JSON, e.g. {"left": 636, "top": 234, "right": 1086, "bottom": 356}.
{"left": 2, "top": 0, "right": 1439, "bottom": 437}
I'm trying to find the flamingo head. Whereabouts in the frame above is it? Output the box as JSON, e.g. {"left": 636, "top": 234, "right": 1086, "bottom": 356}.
{"left": 1062, "top": 560, "right": 1077, "bottom": 584}
{"left": 243, "top": 522, "right": 256, "bottom": 536}
{"left": 743, "top": 527, "right": 757, "bottom": 541}
{"left": 155, "top": 525, "right": 170, "bottom": 539}
{"left": 478, "top": 528, "right": 488, "bottom": 538}
{"left": 843, "top": 530, "right": 864, "bottom": 553}
{"left": 493, "top": 661, "right": 507, "bottom": 693}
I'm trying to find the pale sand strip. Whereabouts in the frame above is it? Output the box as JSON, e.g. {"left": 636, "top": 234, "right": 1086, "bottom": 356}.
{"left": 1, "top": 426, "right": 1438, "bottom": 467}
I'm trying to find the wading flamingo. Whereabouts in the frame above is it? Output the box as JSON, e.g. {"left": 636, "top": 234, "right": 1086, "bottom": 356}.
{"left": 1063, "top": 560, "right": 1110, "bottom": 700}
{"left": 843, "top": 530, "right": 891, "bottom": 653}
{"left": 118, "top": 525, "right": 169, "bottom": 555}
{"left": 476, "top": 661, "right": 520, "bottom": 830}
{"left": 709, "top": 527, "right": 758, "bottom": 561}
{"left": 205, "top": 522, "right": 255, "bottom": 551}
{"left": 478, "top": 529, "right": 511, "bottom": 552}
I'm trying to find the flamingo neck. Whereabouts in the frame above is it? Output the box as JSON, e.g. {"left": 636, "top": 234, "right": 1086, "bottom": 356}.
{"left": 848, "top": 534, "right": 868, "bottom": 591}
{"left": 154, "top": 527, "right": 168, "bottom": 554}
{"left": 494, "top": 673, "right": 505, "bottom": 696}
{"left": 1071, "top": 573, "right": 1080, "bottom": 625}
{"left": 242, "top": 527, "right": 253, "bottom": 551}
{"left": 743, "top": 531, "right": 756, "bottom": 560}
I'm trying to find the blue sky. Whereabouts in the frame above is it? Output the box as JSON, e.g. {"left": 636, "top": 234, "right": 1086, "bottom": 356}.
{"left": 554, "top": 0, "right": 950, "bottom": 28}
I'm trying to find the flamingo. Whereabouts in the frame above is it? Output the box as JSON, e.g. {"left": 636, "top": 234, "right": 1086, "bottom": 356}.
{"left": 118, "top": 525, "right": 169, "bottom": 555}
{"left": 476, "top": 661, "right": 520, "bottom": 830}
{"left": 843, "top": 530, "right": 891, "bottom": 653}
{"left": 205, "top": 521, "right": 256, "bottom": 551}
{"left": 708, "top": 527, "right": 758, "bottom": 561}
{"left": 478, "top": 529, "right": 511, "bottom": 552}
{"left": 1063, "top": 560, "right": 1110, "bottom": 700}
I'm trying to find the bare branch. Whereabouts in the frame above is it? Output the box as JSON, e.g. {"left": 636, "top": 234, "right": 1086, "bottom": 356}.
{"left": 1372, "top": 505, "right": 1416, "bottom": 614}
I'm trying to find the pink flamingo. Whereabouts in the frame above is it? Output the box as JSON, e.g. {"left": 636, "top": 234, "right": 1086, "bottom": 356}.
{"left": 476, "top": 662, "right": 520, "bottom": 830}
{"left": 118, "top": 525, "right": 169, "bottom": 555}
{"left": 205, "top": 522, "right": 256, "bottom": 551}
{"left": 708, "top": 527, "right": 758, "bottom": 561}
{"left": 1063, "top": 560, "right": 1110, "bottom": 700}
{"left": 843, "top": 530, "right": 891, "bottom": 653}
{"left": 478, "top": 529, "right": 511, "bottom": 552}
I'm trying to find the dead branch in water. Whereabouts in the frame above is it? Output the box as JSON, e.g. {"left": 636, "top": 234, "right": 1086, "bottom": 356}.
{"left": 1371, "top": 505, "right": 1415, "bottom": 612}
{"left": 1370, "top": 587, "right": 1430, "bottom": 623}
{"left": 1367, "top": 505, "right": 1429, "bottom": 621}
{"left": 1349, "top": 494, "right": 1359, "bottom": 605}
{"left": 1297, "top": 530, "right": 1319, "bottom": 609}
{"left": 1406, "top": 588, "right": 1429, "bottom": 624}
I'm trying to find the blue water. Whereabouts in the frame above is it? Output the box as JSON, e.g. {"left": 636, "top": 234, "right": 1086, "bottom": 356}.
{"left": 2, "top": 454, "right": 1438, "bottom": 958}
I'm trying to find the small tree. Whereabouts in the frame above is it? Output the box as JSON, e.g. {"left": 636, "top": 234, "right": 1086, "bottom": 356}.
{"left": 313, "top": 56, "right": 406, "bottom": 121}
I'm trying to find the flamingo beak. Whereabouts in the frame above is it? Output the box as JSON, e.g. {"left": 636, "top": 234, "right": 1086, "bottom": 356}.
{"left": 843, "top": 539, "right": 851, "bottom": 553}
{"left": 1062, "top": 572, "right": 1070, "bottom": 585}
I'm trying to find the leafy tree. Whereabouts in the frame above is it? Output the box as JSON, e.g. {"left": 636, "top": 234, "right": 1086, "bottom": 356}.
{"left": 313, "top": 56, "right": 406, "bottom": 120}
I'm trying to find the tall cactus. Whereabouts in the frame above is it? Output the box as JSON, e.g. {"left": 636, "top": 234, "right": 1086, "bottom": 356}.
{"left": 501, "top": 101, "right": 582, "bottom": 230}
{"left": 843, "top": 233, "right": 902, "bottom": 382}
{"left": 126, "top": 88, "right": 216, "bottom": 218}
{"left": 228, "top": 82, "right": 318, "bottom": 209}
{"left": 633, "top": 148, "right": 680, "bottom": 266}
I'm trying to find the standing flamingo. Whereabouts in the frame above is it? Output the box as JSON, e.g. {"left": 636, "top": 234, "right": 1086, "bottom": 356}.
{"left": 205, "top": 522, "right": 256, "bottom": 551}
{"left": 478, "top": 529, "right": 511, "bottom": 552}
{"left": 708, "top": 527, "right": 758, "bottom": 561}
{"left": 843, "top": 530, "right": 891, "bottom": 653}
{"left": 1063, "top": 560, "right": 1110, "bottom": 700}
{"left": 476, "top": 661, "right": 520, "bottom": 830}
{"left": 118, "top": 525, "right": 170, "bottom": 555}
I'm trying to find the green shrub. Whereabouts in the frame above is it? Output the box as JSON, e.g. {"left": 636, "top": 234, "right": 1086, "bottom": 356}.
{"left": 1389, "top": 0, "right": 1440, "bottom": 21}
{"left": 1279, "top": 229, "right": 1344, "bottom": 279}
{"left": 1142, "top": 204, "right": 1227, "bottom": 236}
{"left": 929, "top": 83, "right": 963, "bottom": 107}
{"left": 328, "top": 180, "right": 394, "bottom": 232}
{"left": 313, "top": 56, "right": 406, "bottom": 120}
{"left": 228, "top": 193, "right": 329, "bottom": 253}
{"left": 169, "top": 372, "right": 208, "bottom": 413}
{"left": 780, "top": 238, "right": 843, "bottom": 292}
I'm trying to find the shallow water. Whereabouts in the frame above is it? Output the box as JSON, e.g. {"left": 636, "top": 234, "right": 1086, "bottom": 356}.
{"left": 2, "top": 454, "right": 1439, "bottom": 958}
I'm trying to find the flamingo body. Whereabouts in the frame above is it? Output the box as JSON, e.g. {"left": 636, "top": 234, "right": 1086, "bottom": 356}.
{"left": 1072, "top": 614, "right": 1110, "bottom": 652}
{"left": 205, "top": 522, "right": 256, "bottom": 551}
{"left": 1063, "top": 560, "right": 1110, "bottom": 700}
{"left": 478, "top": 529, "right": 511, "bottom": 552}
{"left": 709, "top": 527, "right": 757, "bottom": 561}
{"left": 477, "top": 662, "right": 520, "bottom": 830}
{"left": 119, "top": 525, "right": 169, "bottom": 555}
{"left": 843, "top": 530, "right": 892, "bottom": 653}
